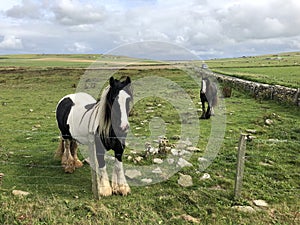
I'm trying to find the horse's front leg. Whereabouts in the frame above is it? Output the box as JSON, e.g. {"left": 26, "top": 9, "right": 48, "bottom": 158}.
{"left": 200, "top": 93, "right": 207, "bottom": 119}
{"left": 112, "top": 151, "right": 130, "bottom": 196}
{"left": 94, "top": 135, "right": 112, "bottom": 197}
{"left": 200, "top": 102, "right": 206, "bottom": 119}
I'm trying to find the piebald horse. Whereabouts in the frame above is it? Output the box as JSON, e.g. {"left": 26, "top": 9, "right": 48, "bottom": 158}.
{"left": 200, "top": 77, "right": 217, "bottom": 119}
{"left": 55, "top": 76, "right": 132, "bottom": 196}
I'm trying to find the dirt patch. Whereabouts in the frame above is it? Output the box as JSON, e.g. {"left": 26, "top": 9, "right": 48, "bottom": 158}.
{"left": 31, "top": 58, "right": 96, "bottom": 63}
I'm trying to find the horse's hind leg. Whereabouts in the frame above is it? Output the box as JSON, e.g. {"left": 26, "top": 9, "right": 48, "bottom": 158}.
{"left": 61, "top": 139, "right": 75, "bottom": 173}
{"left": 55, "top": 138, "right": 64, "bottom": 159}
{"left": 205, "top": 105, "right": 211, "bottom": 119}
{"left": 70, "top": 140, "right": 83, "bottom": 169}
{"left": 210, "top": 106, "right": 215, "bottom": 116}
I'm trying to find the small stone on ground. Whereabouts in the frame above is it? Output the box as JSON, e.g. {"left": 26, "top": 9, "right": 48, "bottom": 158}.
{"left": 12, "top": 190, "right": 30, "bottom": 197}
{"left": 232, "top": 206, "right": 256, "bottom": 213}
{"left": 125, "top": 169, "right": 142, "bottom": 179}
{"left": 253, "top": 199, "right": 269, "bottom": 207}
{"left": 178, "top": 173, "right": 193, "bottom": 187}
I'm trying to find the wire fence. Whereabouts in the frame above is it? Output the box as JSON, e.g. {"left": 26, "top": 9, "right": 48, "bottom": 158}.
{"left": 1, "top": 128, "right": 299, "bottom": 199}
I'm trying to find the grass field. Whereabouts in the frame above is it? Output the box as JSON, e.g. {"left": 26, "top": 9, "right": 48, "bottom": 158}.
{"left": 206, "top": 52, "right": 300, "bottom": 88}
{"left": 0, "top": 54, "right": 299, "bottom": 224}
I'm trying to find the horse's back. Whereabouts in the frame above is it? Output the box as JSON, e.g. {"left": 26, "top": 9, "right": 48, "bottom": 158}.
{"left": 56, "top": 92, "right": 97, "bottom": 143}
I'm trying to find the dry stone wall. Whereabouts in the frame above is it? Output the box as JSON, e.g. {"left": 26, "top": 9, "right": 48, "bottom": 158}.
{"left": 211, "top": 73, "right": 300, "bottom": 106}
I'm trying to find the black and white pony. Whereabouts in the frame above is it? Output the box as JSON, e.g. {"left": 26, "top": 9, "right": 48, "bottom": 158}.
{"left": 55, "top": 76, "right": 132, "bottom": 196}
{"left": 200, "top": 77, "right": 217, "bottom": 119}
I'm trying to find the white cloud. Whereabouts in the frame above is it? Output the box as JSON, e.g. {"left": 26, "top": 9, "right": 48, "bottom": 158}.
{"left": 0, "top": 0, "right": 300, "bottom": 58}
{"left": 67, "top": 42, "right": 92, "bottom": 53}
{"left": 52, "top": 0, "right": 106, "bottom": 25}
{"left": 0, "top": 35, "right": 23, "bottom": 50}
{"left": 5, "top": 0, "right": 44, "bottom": 19}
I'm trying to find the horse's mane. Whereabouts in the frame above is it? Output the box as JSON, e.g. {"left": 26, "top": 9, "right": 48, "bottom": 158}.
{"left": 97, "top": 86, "right": 111, "bottom": 138}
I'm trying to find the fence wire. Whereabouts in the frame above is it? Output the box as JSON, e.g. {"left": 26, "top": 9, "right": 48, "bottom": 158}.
{"left": 1, "top": 128, "right": 299, "bottom": 197}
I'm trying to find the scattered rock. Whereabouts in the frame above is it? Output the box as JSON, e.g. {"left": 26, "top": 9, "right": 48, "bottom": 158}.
{"left": 177, "top": 158, "right": 193, "bottom": 168}
{"left": 12, "top": 190, "right": 30, "bottom": 197}
{"left": 198, "top": 157, "right": 209, "bottom": 162}
{"left": 246, "top": 129, "right": 257, "bottom": 134}
{"left": 125, "top": 169, "right": 142, "bottom": 179}
{"left": 268, "top": 139, "right": 287, "bottom": 143}
{"left": 167, "top": 158, "right": 175, "bottom": 164}
{"left": 181, "top": 214, "right": 200, "bottom": 223}
{"left": 186, "top": 146, "right": 201, "bottom": 152}
{"left": 141, "top": 178, "right": 152, "bottom": 184}
{"left": 134, "top": 156, "right": 143, "bottom": 163}
{"left": 153, "top": 158, "right": 163, "bottom": 164}
{"left": 33, "top": 124, "right": 41, "bottom": 128}
{"left": 145, "top": 142, "right": 158, "bottom": 155}
{"left": 176, "top": 139, "right": 193, "bottom": 149}
{"left": 178, "top": 173, "right": 193, "bottom": 187}
{"left": 171, "top": 149, "right": 179, "bottom": 156}
{"left": 171, "top": 149, "right": 190, "bottom": 157}
{"left": 152, "top": 167, "right": 162, "bottom": 174}
{"left": 200, "top": 173, "right": 211, "bottom": 180}
{"left": 259, "top": 162, "right": 273, "bottom": 167}
{"left": 253, "top": 199, "right": 269, "bottom": 208}
{"left": 209, "top": 185, "right": 225, "bottom": 191}
{"left": 246, "top": 135, "right": 256, "bottom": 141}
{"left": 232, "top": 206, "right": 256, "bottom": 213}
{"left": 265, "top": 119, "right": 273, "bottom": 126}
{"left": 145, "top": 109, "right": 154, "bottom": 113}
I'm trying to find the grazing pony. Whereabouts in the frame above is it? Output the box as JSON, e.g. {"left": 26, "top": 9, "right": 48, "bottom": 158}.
{"left": 55, "top": 76, "right": 132, "bottom": 196}
{"left": 200, "top": 77, "right": 217, "bottom": 119}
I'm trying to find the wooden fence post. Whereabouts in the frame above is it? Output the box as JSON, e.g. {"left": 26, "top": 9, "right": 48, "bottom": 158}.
{"left": 234, "top": 134, "right": 247, "bottom": 199}
{"left": 88, "top": 135, "right": 101, "bottom": 200}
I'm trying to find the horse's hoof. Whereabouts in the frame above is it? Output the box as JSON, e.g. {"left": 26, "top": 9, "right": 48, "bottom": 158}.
{"left": 111, "top": 182, "right": 119, "bottom": 194}
{"left": 112, "top": 184, "right": 130, "bottom": 196}
{"left": 64, "top": 166, "right": 75, "bottom": 173}
{"left": 119, "top": 184, "right": 131, "bottom": 196}
{"left": 74, "top": 159, "right": 83, "bottom": 168}
{"left": 99, "top": 186, "right": 112, "bottom": 197}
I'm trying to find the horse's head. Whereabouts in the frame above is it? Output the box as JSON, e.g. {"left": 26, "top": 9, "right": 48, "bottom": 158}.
{"left": 107, "top": 76, "right": 132, "bottom": 135}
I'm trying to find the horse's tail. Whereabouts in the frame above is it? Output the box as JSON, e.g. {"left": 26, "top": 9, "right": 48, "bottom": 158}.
{"left": 212, "top": 84, "right": 218, "bottom": 107}
{"left": 54, "top": 138, "right": 64, "bottom": 159}
{"left": 212, "top": 95, "right": 218, "bottom": 107}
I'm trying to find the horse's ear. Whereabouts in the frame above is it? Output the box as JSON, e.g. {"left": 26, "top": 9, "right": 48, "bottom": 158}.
{"left": 125, "top": 76, "right": 131, "bottom": 84}
{"left": 109, "top": 77, "right": 115, "bottom": 87}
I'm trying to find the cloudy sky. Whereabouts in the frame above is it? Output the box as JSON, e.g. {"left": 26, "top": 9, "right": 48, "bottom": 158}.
{"left": 0, "top": 0, "right": 300, "bottom": 59}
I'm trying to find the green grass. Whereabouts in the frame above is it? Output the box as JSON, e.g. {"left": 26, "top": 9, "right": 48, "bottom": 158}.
{"left": 206, "top": 51, "right": 300, "bottom": 88}
{"left": 0, "top": 56, "right": 300, "bottom": 224}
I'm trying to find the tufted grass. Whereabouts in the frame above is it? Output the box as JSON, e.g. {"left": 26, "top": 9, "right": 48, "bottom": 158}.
{"left": 0, "top": 55, "right": 299, "bottom": 224}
